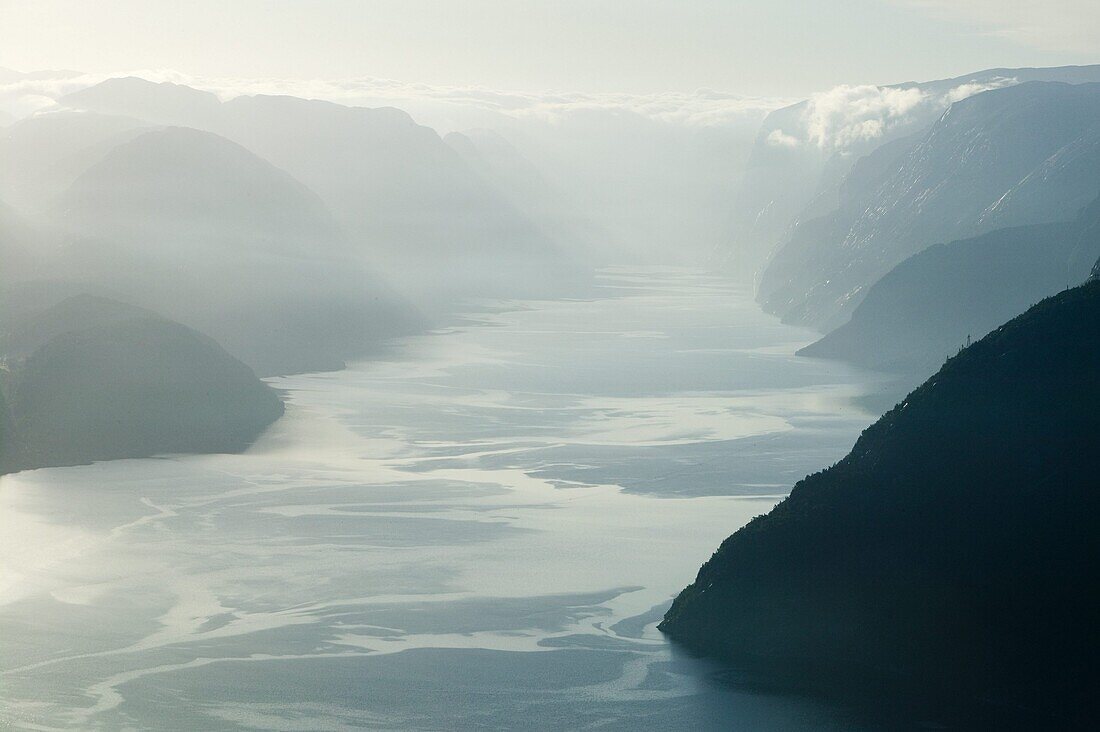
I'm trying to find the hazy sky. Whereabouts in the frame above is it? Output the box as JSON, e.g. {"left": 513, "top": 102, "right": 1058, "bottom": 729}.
{"left": 1, "top": 0, "right": 1098, "bottom": 96}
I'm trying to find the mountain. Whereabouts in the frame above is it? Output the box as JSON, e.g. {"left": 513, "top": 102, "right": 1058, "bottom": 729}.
{"left": 445, "top": 129, "right": 558, "bottom": 220}
{"left": 798, "top": 195, "right": 1100, "bottom": 376}
{"left": 758, "top": 81, "right": 1100, "bottom": 330}
{"left": 60, "top": 77, "right": 582, "bottom": 303}
{"left": 0, "top": 110, "right": 149, "bottom": 212}
{"left": 660, "top": 281, "right": 1100, "bottom": 723}
{"left": 0, "top": 295, "right": 284, "bottom": 473}
{"left": 55, "top": 125, "right": 343, "bottom": 251}
{"left": 730, "top": 65, "right": 1100, "bottom": 280}
{"left": 0, "top": 198, "right": 49, "bottom": 286}
{"left": 49, "top": 126, "right": 421, "bottom": 375}
{"left": 444, "top": 128, "right": 607, "bottom": 262}
{"left": 0, "top": 291, "right": 156, "bottom": 358}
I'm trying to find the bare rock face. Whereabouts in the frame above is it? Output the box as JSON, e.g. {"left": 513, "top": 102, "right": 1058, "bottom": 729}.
{"left": 758, "top": 81, "right": 1100, "bottom": 331}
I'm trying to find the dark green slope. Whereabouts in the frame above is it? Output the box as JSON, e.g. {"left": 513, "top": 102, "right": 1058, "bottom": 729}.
{"left": 661, "top": 281, "right": 1100, "bottom": 721}
{"left": 0, "top": 295, "right": 284, "bottom": 473}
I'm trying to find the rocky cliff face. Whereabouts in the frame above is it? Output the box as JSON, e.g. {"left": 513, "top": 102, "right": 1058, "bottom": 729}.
{"left": 758, "top": 81, "right": 1100, "bottom": 330}
{"left": 730, "top": 65, "right": 1100, "bottom": 280}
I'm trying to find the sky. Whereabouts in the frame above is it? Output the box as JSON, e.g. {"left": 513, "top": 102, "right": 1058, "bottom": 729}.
{"left": 1, "top": 0, "right": 1098, "bottom": 98}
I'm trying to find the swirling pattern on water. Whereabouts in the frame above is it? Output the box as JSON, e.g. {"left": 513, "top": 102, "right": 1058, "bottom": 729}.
{"left": 0, "top": 267, "right": 880, "bottom": 730}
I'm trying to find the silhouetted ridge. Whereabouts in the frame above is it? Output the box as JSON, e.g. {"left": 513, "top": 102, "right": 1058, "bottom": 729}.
{"left": 661, "top": 281, "right": 1100, "bottom": 722}
{"left": 0, "top": 295, "right": 283, "bottom": 473}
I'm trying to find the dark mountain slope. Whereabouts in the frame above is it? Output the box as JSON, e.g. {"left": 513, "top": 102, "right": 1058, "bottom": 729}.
{"left": 661, "top": 282, "right": 1100, "bottom": 722}
{"left": 0, "top": 295, "right": 283, "bottom": 473}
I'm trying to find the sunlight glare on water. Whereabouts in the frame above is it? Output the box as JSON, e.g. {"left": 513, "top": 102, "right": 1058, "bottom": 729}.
{"left": 0, "top": 267, "right": 878, "bottom": 730}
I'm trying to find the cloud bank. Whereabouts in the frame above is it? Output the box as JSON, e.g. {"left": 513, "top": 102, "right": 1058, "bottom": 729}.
{"left": 767, "top": 78, "right": 1016, "bottom": 150}
{"left": 0, "top": 68, "right": 790, "bottom": 133}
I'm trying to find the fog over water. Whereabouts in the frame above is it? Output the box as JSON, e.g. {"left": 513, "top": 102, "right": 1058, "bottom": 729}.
{"left": 3, "top": 4, "right": 1098, "bottom": 726}
{"left": 0, "top": 267, "right": 878, "bottom": 729}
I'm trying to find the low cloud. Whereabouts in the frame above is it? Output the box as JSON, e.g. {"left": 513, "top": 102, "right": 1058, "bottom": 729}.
{"left": 942, "top": 79, "right": 1014, "bottom": 104}
{"left": 765, "top": 129, "right": 800, "bottom": 148}
{"left": 2, "top": 68, "right": 1019, "bottom": 155}
{"left": 803, "top": 84, "right": 926, "bottom": 149}
{"left": 0, "top": 69, "right": 790, "bottom": 133}
{"left": 766, "top": 77, "right": 1016, "bottom": 150}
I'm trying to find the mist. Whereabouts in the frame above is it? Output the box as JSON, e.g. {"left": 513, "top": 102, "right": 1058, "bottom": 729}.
{"left": 2, "top": 3, "right": 1100, "bottom": 729}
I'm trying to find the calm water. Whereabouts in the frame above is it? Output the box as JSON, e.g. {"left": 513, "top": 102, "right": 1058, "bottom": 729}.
{"left": 0, "top": 267, "right": 881, "bottom": 730}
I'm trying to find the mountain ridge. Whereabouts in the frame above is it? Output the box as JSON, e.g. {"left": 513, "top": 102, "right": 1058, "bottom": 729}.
{"left": 661, "top": 280, "right": 1100, "bottom": 723}
{"left": 757, "top": 81, "right": 1100, "bottom": 330}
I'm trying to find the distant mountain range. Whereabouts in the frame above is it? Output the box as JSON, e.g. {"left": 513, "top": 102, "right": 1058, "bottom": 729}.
{"left": 0, "top": 72, "right": 600, "bottom": 474}
{"left": 59, "top": 77, "right": 583, "bottom": 303}
{"left": 444, "top": 129, "right": 607, "bottom": 261}
{"left": 0, "top": 110, "right": 149, "bottom": 212}
{"left": 729, "top": 64, "right": 1100, "bottom": 279}
{"left": 42, "top": 125, "right": 422, "bottom": 375}
{"left": 661, "top": 280, "right": 1100, "bottom": 724}
{"left": 758, "top": 80, "right": 1100, "bottom": 331}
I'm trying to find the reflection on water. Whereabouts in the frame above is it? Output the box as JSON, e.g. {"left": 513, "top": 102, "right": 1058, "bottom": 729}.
{"left": 0, "top": 267, "right": 879, "bottom": 730}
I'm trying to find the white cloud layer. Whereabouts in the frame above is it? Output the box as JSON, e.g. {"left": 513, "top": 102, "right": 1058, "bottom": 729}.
{"left": 766, "top": 78, "right": 1015, "bottom": 150}
{"left": 0, "top": 68, "right": 790, "bottom": 133}
{"left": 802, "top": 85, "right": 927, "bottom": 149}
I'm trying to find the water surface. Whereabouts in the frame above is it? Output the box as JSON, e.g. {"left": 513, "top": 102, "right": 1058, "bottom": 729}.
{"left": 0, "top": 267, "right": 880, "bottom": 730}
